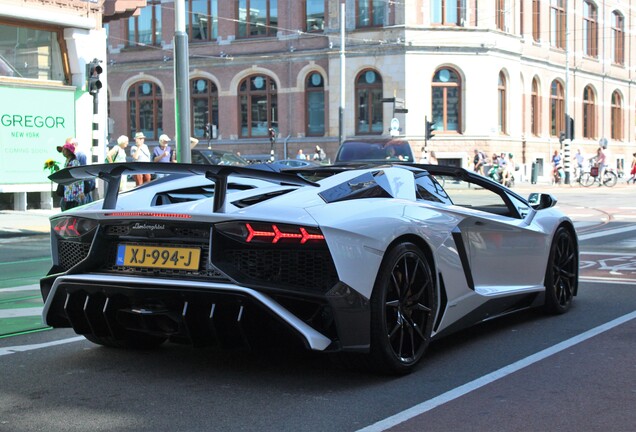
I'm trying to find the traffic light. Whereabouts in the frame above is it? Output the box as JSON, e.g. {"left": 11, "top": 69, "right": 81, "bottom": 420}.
{"left": 425, "top": 119, "right": 435, "bottom": 141}
{"left": 87, "top": 59, "right": 102, "bottom": 95}
{"left": 559, "top": 131, "right": 566, "bottom": 146}
{"left": 204, "top": 123, "right": 211, "bottom": 138}
{"left": 566, "top": 114, "right": 574, "bottom": 140}
{"left": 268, "top": 127, "right": 276, "bottom": 144}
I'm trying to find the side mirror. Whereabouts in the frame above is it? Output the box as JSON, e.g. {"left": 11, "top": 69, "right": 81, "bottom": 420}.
{"left": 528, "top": 193, "right": 558, "bottom": 210}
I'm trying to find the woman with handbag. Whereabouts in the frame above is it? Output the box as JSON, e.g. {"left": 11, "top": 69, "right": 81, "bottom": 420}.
{"left": 58, "top": 143, "right": 84, "bottom": 211}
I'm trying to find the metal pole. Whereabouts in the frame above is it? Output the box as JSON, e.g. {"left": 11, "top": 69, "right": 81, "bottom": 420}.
{"left": 563, "top": 0, "right": 571, "bottom": 184}
{"left": 92, "top": 92, "right": 99, "bottom": 164}
{"left": 174, "top": 0, "right": 191, "bottom": 163}
{"left": 338, "top": 1, "right": 345, "bottom": 147}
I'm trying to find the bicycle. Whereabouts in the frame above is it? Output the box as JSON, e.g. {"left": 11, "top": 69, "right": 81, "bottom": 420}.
{"left": 578, "top": 164, "right": 618, "bottom": 187}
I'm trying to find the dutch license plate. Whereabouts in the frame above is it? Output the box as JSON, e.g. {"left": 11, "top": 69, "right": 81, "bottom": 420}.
{"left": 116, "top": 244, "right": 201, "bottom": 270}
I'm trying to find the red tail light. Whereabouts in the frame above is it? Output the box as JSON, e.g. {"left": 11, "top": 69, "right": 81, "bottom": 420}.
{"left": 245, "top": 223, "right": 325, "bottom": 244}
{"left": 52, "top": 217, "right": 98, "bottom": 238}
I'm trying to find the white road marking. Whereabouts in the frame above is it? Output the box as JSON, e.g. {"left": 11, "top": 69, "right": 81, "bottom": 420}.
{"left": 578, "top": 224, "right": 636, "bottom": 241}
{"left": 0, "top": 284, "right": 40, "bottom": 292}
{"left": 0, "top": 307, "right": 43, "bottom": 319}
{"left": 0, "top": 336, "right": 85, "bottom": 357}
{"left": 356, "top": 311, "right": 636, "bottom": 432}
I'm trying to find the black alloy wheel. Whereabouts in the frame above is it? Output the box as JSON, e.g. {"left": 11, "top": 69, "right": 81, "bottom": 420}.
{"left": 370, "top": 242, "right": 437, "bottom": 374}
{"left": 544, "top": 227, "right": 578, "bottom": 314}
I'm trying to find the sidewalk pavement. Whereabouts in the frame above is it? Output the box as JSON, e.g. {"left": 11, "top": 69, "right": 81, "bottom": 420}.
{"left": 0, "top": 208, "right": 58, "bottom": 239}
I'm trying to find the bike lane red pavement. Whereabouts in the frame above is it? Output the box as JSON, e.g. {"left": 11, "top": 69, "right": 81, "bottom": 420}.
{"left": 368, "top": 314, "right": 636, "bottom": 432}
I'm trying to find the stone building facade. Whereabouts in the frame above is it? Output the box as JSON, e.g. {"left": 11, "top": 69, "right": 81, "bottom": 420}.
{"left": 106, "top": 1, "right": 636, "bottom": 179}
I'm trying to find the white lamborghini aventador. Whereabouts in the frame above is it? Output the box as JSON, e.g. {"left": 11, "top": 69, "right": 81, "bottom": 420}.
{"left": 41, "top": 162, "right": 578, "bottom": 374}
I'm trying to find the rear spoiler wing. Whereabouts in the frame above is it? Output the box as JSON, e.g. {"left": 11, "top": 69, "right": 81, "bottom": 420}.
{"left": 49, "top": 162, "right": 318, "bottom": 212}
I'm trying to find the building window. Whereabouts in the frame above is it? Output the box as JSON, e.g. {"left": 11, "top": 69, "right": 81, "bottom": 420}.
{"left": 305, "top": 0, "right": 325, "bottom": 32}
{"left": 611, "top": 11, "right": 624, "bottom": 65}
{"left": 357, "top": 0, "right": 386, "bottom": 28}
{"left": 0, "top": 23, "right": 66, "bottom": 81}
{"left": 496, "top": 0, "right": 506, "bottom": 31}
{"left": 306, "top": 72, "right": 325, "bottom": 136}
{"left": 238, "top": 0, "right": 278, "bottom": 38}
{"left": 611, "top": 91, "right": 622, "bottom": 141}
{"left": 532, "top": 0, "right": 540, "bottom": 41}
{"left": 187, "top": 0, "right": 218, "bottom": 41}
{"left": 239, "top": 74, "right": 277, "bottom": 137}
{"left": 550, "top": 80, "right": 563, "bottom": 136}
{"left": 128, "top": 81, "right": 163, "bottom": 140}
{"left": 550, "top": 0, "right": 565, "bottom": 49}
{"left": 498, "top": 72, "right": 507, "bottom": 134}
{"left": 432, "top": 0, "right": 465, "bottom": 26}
{"left": 432, "top": 67, "right": 461, "bottom": 133}
{"left": 531, "top": 78, "right": 540, "bottom": 136}
{"left": 191, "top": 78, "right": 218, "bottom": 139}
{"left": 355, "top": 70, "right": 383, "bottom": 135}
{"left": 583, "top": 1, "right": 597, "bottom": 58}
{"left": 128, "top": 1, "right": 162, "bottom": 46}
{"left": 582, "top": 86, "right": 596, "bottom": 139}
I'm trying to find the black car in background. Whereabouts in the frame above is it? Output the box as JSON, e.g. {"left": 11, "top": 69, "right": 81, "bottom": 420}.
{"left": 334, "top": 138, "right": 414, "bottom": 164}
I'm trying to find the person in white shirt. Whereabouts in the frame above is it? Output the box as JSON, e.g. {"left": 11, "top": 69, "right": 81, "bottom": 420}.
{"left": 130, "top": 132, "right": 151, "bottom": 186}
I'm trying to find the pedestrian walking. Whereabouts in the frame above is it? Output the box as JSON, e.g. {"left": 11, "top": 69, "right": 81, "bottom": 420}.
{"left": 627, "top": 152, "right": 636, "bottom": 184}
{"left": 58, "top": 143, "right": 84, "bottom": 211}
{"left": 58, "top": 137, "right": 94, "bottom": 202}
{"left": 130, "top": 132, "right": 151, "bottom": 186}
{"left": 107, "top": 135, "right": 129, "bottom": 191}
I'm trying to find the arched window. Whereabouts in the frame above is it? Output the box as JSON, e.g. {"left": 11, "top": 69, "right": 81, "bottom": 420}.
{"left": 498, "top": 71, "right": 507, "bottom": 134}
{"left": 611, "top": 91, "right": 623, "bottom": 141}
{"left": 583, "top": 1, "right": 598, "bottom": 57}
{"left": 128, "top": 81, "right": 163, "bottom": 140}
{"left": 305, "top": 72, "right": 325, "bottom": 136}
{"left": 550, "top": 80, "right": 564, "bottom": 136}
{"left": 531, "top": 78, "right": 540, "bottom": 136}
{"left": 583, "top": 85, "right": 596, "bottom": 139}
{"left": 190, "top": 78, "right": 218, "bottom": 139}
{"left": 238, "top": 74, "right": 277, "bottom": 137}
{"left": 611, "top": 11, "right": 624, "bottom": 65}
{"left": 355, "top": 69, "right": 383, "bottom": 135}
{"left": 432, "top": 67, "right": 461, "bottom": 133}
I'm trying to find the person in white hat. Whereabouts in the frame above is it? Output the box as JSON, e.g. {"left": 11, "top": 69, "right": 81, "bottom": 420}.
{"left": 153, "top": 134, "right": 175, "bottom": 163}
{"left": 131, "top": 132, "right": 151, "bottom": 185}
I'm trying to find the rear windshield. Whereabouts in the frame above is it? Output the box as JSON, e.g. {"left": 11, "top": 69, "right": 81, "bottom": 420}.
{"left": 336, "top": 141, "right": 413, "bottom": 162}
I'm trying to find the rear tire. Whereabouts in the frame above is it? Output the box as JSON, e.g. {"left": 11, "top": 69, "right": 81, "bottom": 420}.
{"left": 603, "top": 171, "right": 618, "bottom": 187}
{"left": 368, "top": 242, "right": 437, "bottom": 374}
{"left": 543, "top": 227, "right": 578, "bottom": 314}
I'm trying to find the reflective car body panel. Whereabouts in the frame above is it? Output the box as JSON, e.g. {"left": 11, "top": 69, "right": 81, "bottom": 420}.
{"left": 41, "top": 162, "right": 577, "bottom": 366}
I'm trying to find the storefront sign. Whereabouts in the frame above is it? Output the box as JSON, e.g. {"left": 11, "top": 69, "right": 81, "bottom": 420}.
{"left": 0, "top": 85, "right": 75, "bottom": 185}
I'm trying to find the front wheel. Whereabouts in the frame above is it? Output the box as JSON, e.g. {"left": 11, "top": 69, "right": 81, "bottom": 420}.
{"left": 602, "top": 171, "right": 618, "bottom": 187}
{"left": 579, "top": 173, "right": 594, "bottom": 187}
{"left": 369, "top": 242, "right": 437, "bottom": 374}
{"left": 544, "top": 227, "right": 578, "bottom": 314}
